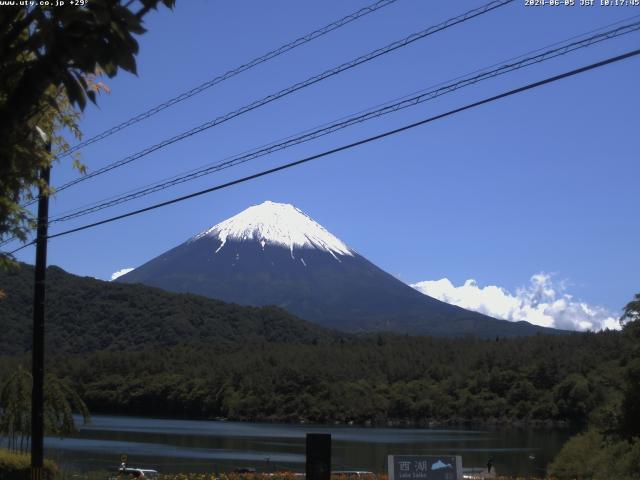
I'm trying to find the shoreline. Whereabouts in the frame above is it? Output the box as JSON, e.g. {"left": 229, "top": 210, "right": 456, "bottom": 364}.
{"left": 81, "top": 410, "right": 573, "bottom": 430}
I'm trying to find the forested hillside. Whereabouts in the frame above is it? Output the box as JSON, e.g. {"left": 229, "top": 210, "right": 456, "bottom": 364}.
{"left": 0, "top": 263, "right": 635, "bottom": 431}
{"left": 1, "top": 329, "right": 629, "bottom": 428}
{"left": 0, "top": 263, "right": 339, "bottom": 355}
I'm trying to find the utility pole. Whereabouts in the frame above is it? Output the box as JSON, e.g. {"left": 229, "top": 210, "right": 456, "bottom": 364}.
{"left": 306, "top": 433, "right": 331, "bottom": 480}
{"left": 32, "top": 128, "right": 51, "bottom": 480}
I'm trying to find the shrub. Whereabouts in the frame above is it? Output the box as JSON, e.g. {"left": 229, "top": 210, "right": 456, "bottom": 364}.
{"left": 0, "top": 448, "right": 58, "bottom": 480}
{"left": 547, "top": 430, "right": 640, "bottom": 480}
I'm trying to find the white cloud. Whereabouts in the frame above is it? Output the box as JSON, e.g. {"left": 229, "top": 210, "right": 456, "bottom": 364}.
{"left": 411, "top": 273, "right": 620, "bottom": 332}
{"left": 110, "top": 268, "right": 134, "bottom": 281}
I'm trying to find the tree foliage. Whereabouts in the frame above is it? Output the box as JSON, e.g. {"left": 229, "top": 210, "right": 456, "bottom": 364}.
{"left": 0, "top": 263, "right": 335, "bottom": 355}
{"left": 619, "top": 292, "right": 640, "bottom": 438}
{"left": 0, "top": 0, "right": 175, "bottom": 260}
{"left": 621, "top": 292, "right": 640, "bottom": 325}
{"left": 0, "top": 366, "right": 90, "bottom": 453}
{"left": 548, "top": 292, "right": 640, "bottom": 479}
{"left": 548, "top": 430, "right": 640, "bottom": 480}
{"left": 0, "top": 447, "right": 58, "bottom": 480}
{"left": 0, "top": 329, "right": 628, "bottom": 428}
{"left": 0, "top": 264, "right": 635, "bottom": 429}
{"left": 619, "top": 358, "right": 640, "bottom": 439}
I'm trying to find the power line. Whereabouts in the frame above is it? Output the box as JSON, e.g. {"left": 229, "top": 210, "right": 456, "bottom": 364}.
{"left": 5, "top": 15, "right": 640, "bottom": 251}
{"left": 42, "top": 20, "right": 640, "bottom": 224}
{"left": 4, "top": 19, "right": 638, "bottom": 249}
{"left": 7, "top": 47, "right": 639, "bottom": 255}
{"left": 17, "top": 1, "right": 397, "bottom": 209}
{"left": 21, "top": 13, "right": 640, "bottom": 228}
{"left": 34, "top": 0, "right": 514, "bottom": 201}
{"left": 54, "top": 0, "right": 401, "bottom": 160}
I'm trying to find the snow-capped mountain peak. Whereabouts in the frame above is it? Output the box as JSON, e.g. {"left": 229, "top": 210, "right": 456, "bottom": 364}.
{"left": 193, "top": 201, "right": 354, "bottom": 259}
{"left": 119, "top": 201, "right": 554, "bottom": 337}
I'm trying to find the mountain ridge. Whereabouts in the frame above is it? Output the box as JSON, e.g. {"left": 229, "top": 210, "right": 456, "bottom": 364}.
{"left": 0, "top": 262, "right": 339, "bottom": 355}
{"left": 119, "top": 201, "right": 563, "bottom": 338}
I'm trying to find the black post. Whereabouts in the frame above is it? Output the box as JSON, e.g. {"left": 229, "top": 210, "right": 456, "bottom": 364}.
{"left": 306, "top": 433, "right": 331, "bottom": 480}
{"left": 31, "top": 143, "right": 51, "bottom": 480}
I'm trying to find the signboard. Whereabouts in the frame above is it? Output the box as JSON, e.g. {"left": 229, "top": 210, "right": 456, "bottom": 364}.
{"left": 388, "top": 455, "right": 462, "bottom": 480}
{"left": 306, "top": 433, "right": 331, "bottom": 480}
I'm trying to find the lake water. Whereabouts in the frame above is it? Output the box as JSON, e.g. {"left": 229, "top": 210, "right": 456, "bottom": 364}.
{"left": 42, "top": 415, "right": 574, "bottom": 477}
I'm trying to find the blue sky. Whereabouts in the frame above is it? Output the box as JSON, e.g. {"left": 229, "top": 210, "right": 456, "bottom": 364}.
{"left": 9, "top": 0, "right": 640, "bottom": 327}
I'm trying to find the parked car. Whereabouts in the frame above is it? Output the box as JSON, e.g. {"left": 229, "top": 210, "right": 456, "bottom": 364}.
{"left": 112, "top": 468, "right": 159, "bottom": 479}
{"left": 332, "top": 471, "right": 377, "bottom": 480}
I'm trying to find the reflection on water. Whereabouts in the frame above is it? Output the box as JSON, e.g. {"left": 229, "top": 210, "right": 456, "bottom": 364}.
{"left": 41, "top": 415, "right": 573, "bottom": 476}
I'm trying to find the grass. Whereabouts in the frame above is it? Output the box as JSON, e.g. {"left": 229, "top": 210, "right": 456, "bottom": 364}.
{"left": 0, "top": 448, "right": 58, "bottom": 480}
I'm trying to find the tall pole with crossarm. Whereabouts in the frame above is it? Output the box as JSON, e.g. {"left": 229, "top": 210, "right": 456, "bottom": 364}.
{"left": 31, "top": 126, "right": 50, "bottom": 480}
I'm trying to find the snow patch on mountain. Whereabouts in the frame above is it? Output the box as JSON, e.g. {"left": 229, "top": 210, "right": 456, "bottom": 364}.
{"left": 193, "top": 201, "right": 354, "bottom": 260}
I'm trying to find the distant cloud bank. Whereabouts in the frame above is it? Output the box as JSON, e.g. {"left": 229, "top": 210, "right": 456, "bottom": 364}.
{"left": 110, "top": 268, "right": 134, "bottom": 281}
{"left": 411, "top": 273, "right": 620, "bottom": 332}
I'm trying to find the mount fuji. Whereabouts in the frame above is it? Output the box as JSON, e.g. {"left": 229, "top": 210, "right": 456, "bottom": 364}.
{"left": 117, "top": 201, "right": 559, "bottom": 337}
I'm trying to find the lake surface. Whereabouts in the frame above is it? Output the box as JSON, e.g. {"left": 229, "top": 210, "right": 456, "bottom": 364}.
{"left": 42, "top": 415, "right": 574, "bottom": 476}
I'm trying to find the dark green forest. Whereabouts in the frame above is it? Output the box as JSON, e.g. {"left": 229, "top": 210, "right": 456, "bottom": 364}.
{"left": 0, "top": 264, "right": 337, "bottom": 355}
{"left": 44, "top": 330, "right": 638, "bottom": 426}
{"left": 0, "top": 263, "right": 635, "bottom": 428}
{"left": 1, "top": 330, "right": 636, "bottom": 428}
{"left": 2, "top": 263, "right": 640, "bottom": 478}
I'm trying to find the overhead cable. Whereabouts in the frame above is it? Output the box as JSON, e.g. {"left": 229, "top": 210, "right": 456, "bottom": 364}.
{"left": 7, "top": 47, "right": 639, "bottom": 255}
{"left": 2, "top": 15, "right": 636, "bottom": 249}
{"left": 35, "top": 0, "right": 514, "bottom": 201}
{"left": 45, "top": 20, "right": 640, "bottom": 224}
{"left": 55, "top": 0, "right": 402, "bottom": 160}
